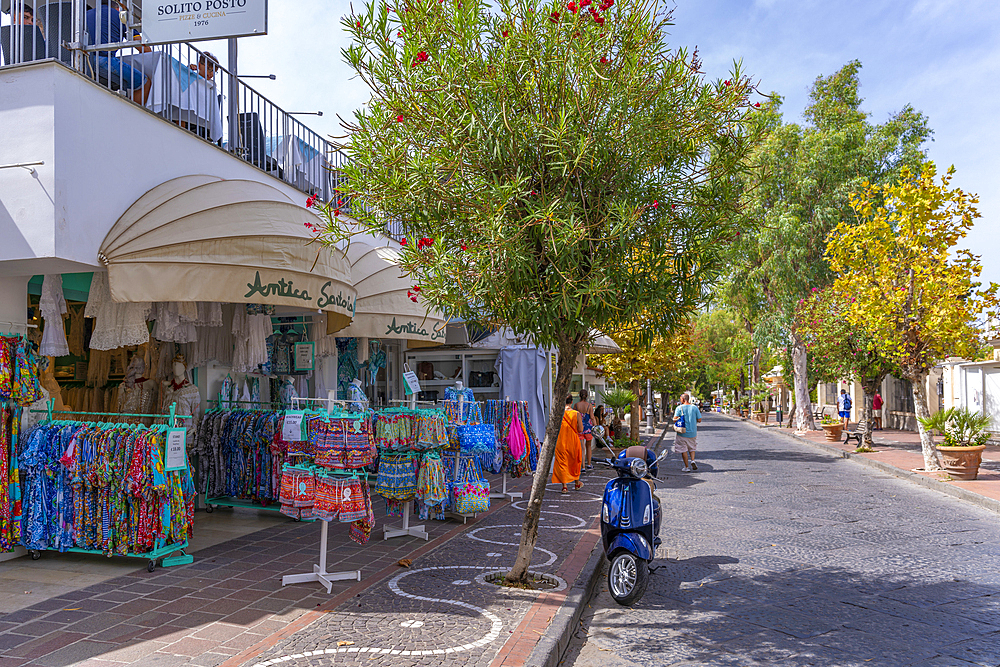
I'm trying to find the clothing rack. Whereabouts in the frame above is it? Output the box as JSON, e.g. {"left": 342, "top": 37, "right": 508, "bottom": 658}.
{"left": 24, "top": 400, "right": 195, "bottom": 571}
{"left": 381, "top": 394, "right": 431, "bottom": 540}
{"left": 0, "top": 321, "right": 38, "bottom": 330}
{"left": 490, "top": 396, "right": 524, "bottom": 502}
{"left": 281, "top": 468, "right": 368, "bottom": 592}
{"left": 201, "top": 400, "right": 295, "bottom": 517}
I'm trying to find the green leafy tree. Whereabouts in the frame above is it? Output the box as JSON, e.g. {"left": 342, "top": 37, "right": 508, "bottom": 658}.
{"left": 795, "top": 287, "right": 897, "bottom": 449}
{"left": 725, "top": 60, "right": 931, "bottom": 431}
{"left": 318, "top": 0, "right": 761, "bottom": 582}
{"left": 827, "top": 162, "right": 1000, "bottom": 469}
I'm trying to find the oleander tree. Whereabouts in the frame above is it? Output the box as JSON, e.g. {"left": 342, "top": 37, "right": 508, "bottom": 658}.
{"left": 827, "top": 162, "right": 1000, "bottom": 469}
{"left": 313, "top": 0, "right": 762, "bottom": 584}
{"left": 795, "top": 287, "right": 897, "bottom": 449}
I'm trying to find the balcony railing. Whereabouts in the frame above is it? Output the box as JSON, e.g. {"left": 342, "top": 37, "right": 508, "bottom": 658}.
{"left": 1, "top": 0, "right": 345, "bottom": 199}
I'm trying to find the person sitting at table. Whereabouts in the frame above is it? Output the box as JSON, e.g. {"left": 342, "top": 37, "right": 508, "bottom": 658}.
{"left": 9, "top": 3, "right": 43, "bottom": 33}
{"left": 85, "top": 0, "right": 152, "bottom": 105}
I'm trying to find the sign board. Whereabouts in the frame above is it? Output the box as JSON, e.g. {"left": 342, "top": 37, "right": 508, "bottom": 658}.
{"left": 293, "top": 342, "right": 315, "bottom": 372}
{"left": 143, "top": 0, "right": 267, "bottom": 44}
{"left": 165, "top": 428, "right": 187, "bottom": 471}
{"left": 402, "top": 370, "right": 421, "bottom": 395}
{"left": 282, "top": 410, "right": 306, "bottom": 442}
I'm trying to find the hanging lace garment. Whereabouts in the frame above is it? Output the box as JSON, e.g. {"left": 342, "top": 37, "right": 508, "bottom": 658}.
{"left": 232, "top": 308, "right": 272, "bottom": 374}
{"left": 313, "top": 313, "right": 338, "bottom": 358}
{"left": 67, "top": 305, "right": 86, "bottom": 357}
{"left": 193, "top": 302, "right": 223, "bottom": 327}
{"left": 39, "top": 275, "right": 69, "bottom": 357}
{"left": 86, "top": 349, "right": 111, "bottom": 387}
{"left": 150, "top": 302, "right": 198, "bottom": 344}
{"left": 87, "top": 272, "right": 151, "bottom": 351}
{"left": 181, "top": 304, "right": 234, "bottom": 368}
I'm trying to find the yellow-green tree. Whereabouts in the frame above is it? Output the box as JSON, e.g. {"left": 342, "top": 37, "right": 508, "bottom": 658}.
{"left": 591, "top": 326, "right": 693, "bottom": 439}
{"left": 826, "top": 162, "right": 1000, "bottom": 470}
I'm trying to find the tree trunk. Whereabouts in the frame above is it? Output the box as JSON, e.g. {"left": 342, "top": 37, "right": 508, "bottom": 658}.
{"left": 661, "top": 392, "right": 668, "bottom": 420}
{"left": 751, "top": 346, "right": 762, "bottom": 385}
{"left": 629, "top": 378, "right": 641, "bottom": 441}
{"left": 859, "top": 375, "right": 885, "bottom": 450}
{"left": 507, "top": 336, "right": 583, "bottom": 585}
{"left": 909, "top": 371, "right": 943, "bottom": 471}
{"left": 790, "top": 332, "right": 815, "bottom": 431}
{"left": 786, "top": 399, "right": 796, "bottom": 429}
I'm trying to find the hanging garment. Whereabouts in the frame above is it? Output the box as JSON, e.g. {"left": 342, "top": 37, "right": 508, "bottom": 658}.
{"left": 39, "top": 275, "right": 69, "bottom": 357}
{"left": 67, "top": 304, "right": 86, "bottom": 357}
{"left": 87, "top": 273, "right": 151, "bottom": 351}
{"left": 160, "top": 379, "right": 202, "bottom": 440}
{"left": 150, "top": 303, "right": 198, "bottom": 344}
{"left": 232, "top": 310, "right": 272, "bottom": 374}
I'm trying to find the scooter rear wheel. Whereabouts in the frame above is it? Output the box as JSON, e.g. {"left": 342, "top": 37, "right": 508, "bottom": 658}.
{"left": 608, "top": 552, "right": 649, "bottom": 606}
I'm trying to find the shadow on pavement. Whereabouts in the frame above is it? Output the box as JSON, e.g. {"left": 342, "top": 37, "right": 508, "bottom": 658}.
{"left": 587, "top": 556, "right": 1000, "bottom": 666}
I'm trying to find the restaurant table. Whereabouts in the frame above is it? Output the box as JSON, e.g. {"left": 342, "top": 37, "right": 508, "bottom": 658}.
{"left": 120, "top": 51, "right": 224, "bottom": 142}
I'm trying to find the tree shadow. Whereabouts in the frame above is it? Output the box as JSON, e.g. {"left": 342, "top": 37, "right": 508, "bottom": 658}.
{"left": 583, "top": 555, "right": 1000, "bottom": 666}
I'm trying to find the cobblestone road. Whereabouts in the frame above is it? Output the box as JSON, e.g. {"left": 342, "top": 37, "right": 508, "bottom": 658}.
{"left": 564, "top": 414, "right": 1000, "bottom": 667}
{"left": 246, "top": 471, "right": 609, "bottom": 667}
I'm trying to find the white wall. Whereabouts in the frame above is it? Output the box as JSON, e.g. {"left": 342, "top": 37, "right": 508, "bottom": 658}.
{"left": 0, "top": 61, "right": 310, "bottom": 276}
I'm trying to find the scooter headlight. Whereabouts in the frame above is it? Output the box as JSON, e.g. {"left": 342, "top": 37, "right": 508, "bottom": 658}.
{"left": 602, "top": 503, "right": 609, "bottom": 523}
{"left": 629, "top": 458, "right": 648, "bottom": 479}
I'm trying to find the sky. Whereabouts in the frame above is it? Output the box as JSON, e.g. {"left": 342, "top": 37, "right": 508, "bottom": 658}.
{"left": 216, "top": 0, "right": 999, "bottom": 283}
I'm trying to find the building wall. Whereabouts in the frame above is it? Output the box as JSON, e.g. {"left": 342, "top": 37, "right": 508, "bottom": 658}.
{"left": 814, "top": 370, "right": 942, "bottom": 431}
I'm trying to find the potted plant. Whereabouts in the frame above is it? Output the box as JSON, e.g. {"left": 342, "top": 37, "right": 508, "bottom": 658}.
{"left": 819, "top": 414, "right": 843, "bottom": 441}
{"left": 600, "top": 387, "right": 638, "bottom": 440}
{"left": 918, "top": 408, "right": 993, "bottom": 480}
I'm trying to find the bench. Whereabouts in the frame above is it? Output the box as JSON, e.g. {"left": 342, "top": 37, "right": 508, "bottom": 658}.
{"left": 844, "top": 419, "right": 869, "bottom": 447}
{"left": 811, "top": 406, "right": 827, "bottom": 422}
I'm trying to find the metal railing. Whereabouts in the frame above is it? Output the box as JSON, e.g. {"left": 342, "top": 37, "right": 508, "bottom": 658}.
{"left": 1, "top": 0, "right": 344, "bottom": 199}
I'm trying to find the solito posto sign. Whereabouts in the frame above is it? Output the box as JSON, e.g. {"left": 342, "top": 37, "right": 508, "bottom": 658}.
{"left": 144, "top": 0, "right": 267, "bottom": 44}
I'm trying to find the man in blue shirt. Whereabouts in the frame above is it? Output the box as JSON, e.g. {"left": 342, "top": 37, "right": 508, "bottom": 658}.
{"left": 673, "top": 393, "right": 702, "bottom": 472}
{"left": 85, "top": 0, "right": 151, "bottom": 104}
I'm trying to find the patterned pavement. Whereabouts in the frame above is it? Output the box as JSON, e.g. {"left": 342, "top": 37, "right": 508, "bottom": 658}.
{"left": 564, "top": 413, "right": 1000, "bottom": 667}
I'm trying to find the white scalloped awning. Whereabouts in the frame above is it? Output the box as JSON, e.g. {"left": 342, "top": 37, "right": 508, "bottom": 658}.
{"left": 327, "top": 239, "right": 448, "bottom": 343}
{"left": 99, "top": 175, "right": 356, "bottom": 331}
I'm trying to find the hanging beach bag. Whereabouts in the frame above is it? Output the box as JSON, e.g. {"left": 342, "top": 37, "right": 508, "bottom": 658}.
{"left": 454, "top": 455, "right": 490, "bottom": 514}
{"left": 507, "top": 408, "right": 528, "bottom": 462}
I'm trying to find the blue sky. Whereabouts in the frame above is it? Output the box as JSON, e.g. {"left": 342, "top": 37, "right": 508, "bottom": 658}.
{"left": 228, "top": 0, "right": 999, "bottom": 284}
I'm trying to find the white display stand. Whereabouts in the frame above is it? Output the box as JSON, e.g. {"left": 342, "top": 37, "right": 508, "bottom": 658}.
{"left": 383, "top": 500, "right": 429, "bottom": 540}
{"left": 490, "top": 472, "right": 523, "bottom": 502}
{"left": 282, "top": 521, "right": 362, "bottom": 593}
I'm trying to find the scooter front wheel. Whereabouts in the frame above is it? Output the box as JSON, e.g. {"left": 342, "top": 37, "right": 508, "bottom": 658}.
{"left": 608, "top": 551, "right": 649, "bottom": 606}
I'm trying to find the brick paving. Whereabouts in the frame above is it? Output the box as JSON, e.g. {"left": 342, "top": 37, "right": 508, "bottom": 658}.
{"left": 564, "top": 413, "right": 1000, "bottom": 667}
{"left": 0, "top": 430, "right": 662, "bottom": 667}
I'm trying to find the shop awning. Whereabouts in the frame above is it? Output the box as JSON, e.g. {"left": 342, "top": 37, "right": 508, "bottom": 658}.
{"left": 585, "top": 332, "right": 622, "bottom": 354}
{"left": 98, "top": 175, "right": 356, "bottom": 331}
{"left": 327, "top": 240, "right": 448, "bottom": 344}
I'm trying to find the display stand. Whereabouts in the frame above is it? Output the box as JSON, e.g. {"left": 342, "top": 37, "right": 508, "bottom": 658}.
{"left": 27, "top": 400, "right": 195, "bottom": 572}
{"left": 382, "top": 395, "right": 430, "bottom": 540}
{"left": 490, "top": 472, "right": 523, "bottom": 502}
{"left": 282, "top": 520, "right": 362, "bottom": 592}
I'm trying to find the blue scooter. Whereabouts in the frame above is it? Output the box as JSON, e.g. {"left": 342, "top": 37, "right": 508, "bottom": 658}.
{"left": 597, "top": 446, "right": 668, "bottom": 606}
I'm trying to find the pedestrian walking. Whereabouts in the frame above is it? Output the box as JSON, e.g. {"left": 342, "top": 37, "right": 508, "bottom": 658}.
{"left": 838, "top": 388, "right": 852, "bottom": 429}
{"left": 673, "top": 393, "right": 702, "bottom": 472}
{"left": 872, "top": 391, "right": 883, "bottom": 430}
{"left": 552, "top": 395, "right": 584, "bottom": 493}
{"left": 575, "top": 389, "right": 596, "bottom": 471}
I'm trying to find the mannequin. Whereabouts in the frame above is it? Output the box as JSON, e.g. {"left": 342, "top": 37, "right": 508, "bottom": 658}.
{"left": 38, "top": 356, "right": 67, "bottom": 413}
{"left": 278, "top": 377, "right": 299, "bottom": 408}
{"left": 348, "top": 377, "right": 368, "bottom": 412}
{"left": 160, "top": 354, "right": 201, "bottom": 439}
{"left": 118, "top": 353, "right": 157, "bottom": 422}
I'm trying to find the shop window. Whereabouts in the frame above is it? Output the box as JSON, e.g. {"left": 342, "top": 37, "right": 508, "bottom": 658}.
{"left": 893, "top": 378, "right": 915, "bottom": 413}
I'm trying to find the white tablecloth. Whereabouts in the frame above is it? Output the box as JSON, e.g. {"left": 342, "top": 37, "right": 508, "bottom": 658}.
{"left": 120, "top": 51, "right": 224, "bottom": 142}
{"left": 266, "top": 135, "right": 330, "bottom": 198}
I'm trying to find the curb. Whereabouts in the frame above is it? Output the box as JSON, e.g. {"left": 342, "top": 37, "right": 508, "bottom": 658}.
{"left": 722, "top": 413, "right": 1000, "bottom": 516}
{"left": 525, "top": 426, "right": 668, "bottom": 667}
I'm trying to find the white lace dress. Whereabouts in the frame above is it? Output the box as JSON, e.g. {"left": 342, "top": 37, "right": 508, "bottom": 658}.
{"left": 87, "top": 272, "right": 151, "bottom": 351}
{"left": 39, "top": 274, "right": 69, "bottom": 357}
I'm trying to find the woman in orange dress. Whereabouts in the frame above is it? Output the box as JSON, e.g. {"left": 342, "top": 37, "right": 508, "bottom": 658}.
{"left": 552, "top": 395, "right": 584, "bottom": 493}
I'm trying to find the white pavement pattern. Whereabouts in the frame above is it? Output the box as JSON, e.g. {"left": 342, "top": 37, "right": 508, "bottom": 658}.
{"left": 565, "top": 414, "right": 1000, "bottom": 667}
{"left": 248, "top": 473, "right": 603, "bottom": 666}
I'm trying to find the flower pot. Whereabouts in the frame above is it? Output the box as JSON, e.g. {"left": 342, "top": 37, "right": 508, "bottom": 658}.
{"left": 821, "top": 424, "right": 842, "bottom": 441}
{"left": 936, "top": 444, "right": 987, "bottom": 480}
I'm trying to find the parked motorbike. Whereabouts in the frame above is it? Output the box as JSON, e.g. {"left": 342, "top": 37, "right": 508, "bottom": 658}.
{"left": 596, "top": 445, "right": 669, "bottom": 606}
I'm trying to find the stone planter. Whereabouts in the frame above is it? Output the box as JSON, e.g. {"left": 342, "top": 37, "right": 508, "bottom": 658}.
{"left": 936, "top": 444, "right": 987, "bottom": 480}
{"left": 821, "top": 424, "right": 843, "bottom": 441}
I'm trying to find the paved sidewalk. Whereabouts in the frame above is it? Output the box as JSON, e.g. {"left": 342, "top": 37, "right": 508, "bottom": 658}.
{"left": 734, "top": 414, "right": 1000, "bottom": 511}
{"left": 0, "top": 429, "right": 666, "bottom": 667}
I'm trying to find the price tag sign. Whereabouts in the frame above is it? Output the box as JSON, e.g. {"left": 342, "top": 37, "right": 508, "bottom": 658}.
{"left": 282, "top": 410, "right": 306, "bottom": 441}
{"left": 293, "top": 342, "right": 315, "bottom": 371}
{"left": 165, "top": 428, "right": 187, "bottom": 471}
{"left": 402, "top": 370, "right": 421, "bottom": 395}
